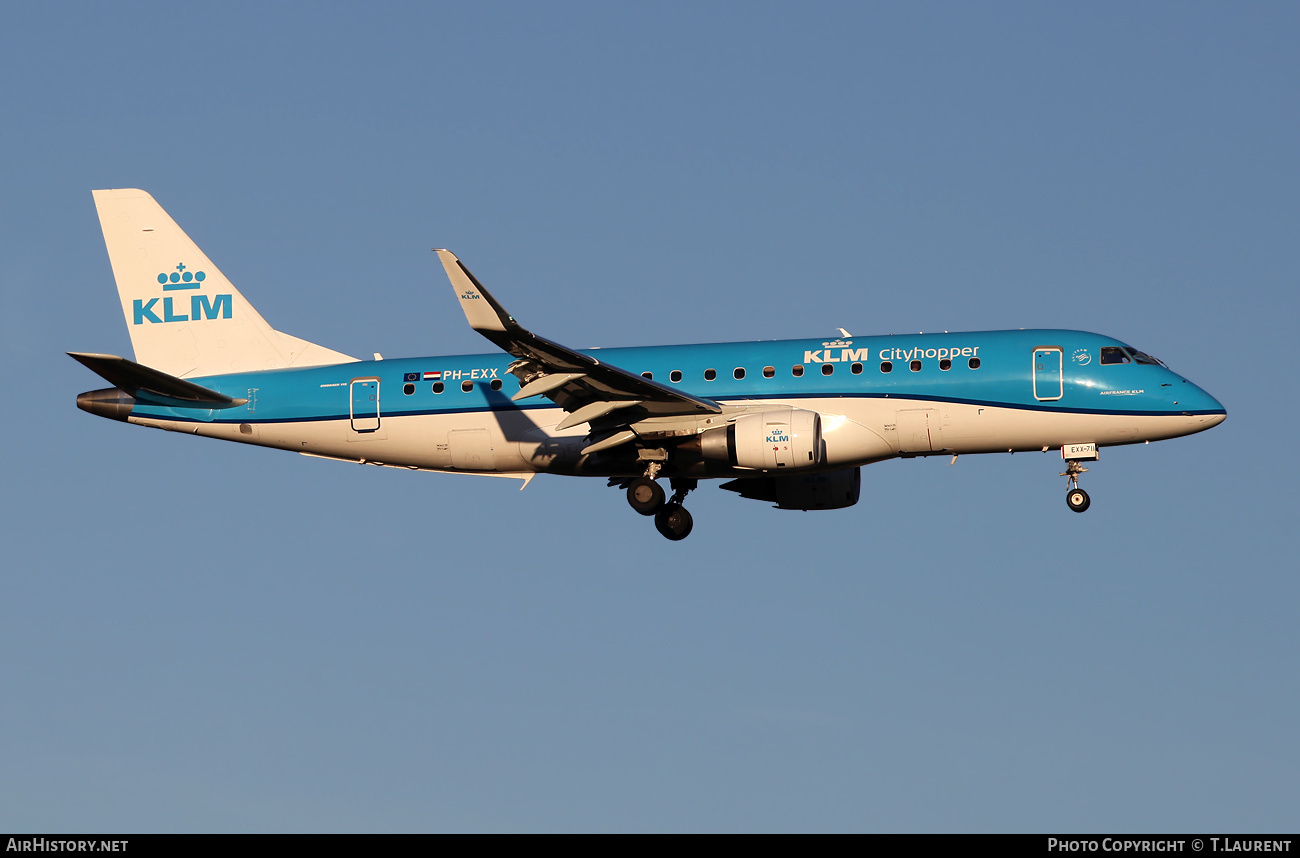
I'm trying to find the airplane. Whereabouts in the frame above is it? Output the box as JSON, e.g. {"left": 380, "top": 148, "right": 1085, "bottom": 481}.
{"left": 72, "top": 189, "right": 1227, "bottom": 540}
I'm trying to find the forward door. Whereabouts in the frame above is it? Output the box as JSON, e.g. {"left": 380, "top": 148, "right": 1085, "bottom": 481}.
{"left": 1033, "top": 348, "right": 1063, "bottom": 401}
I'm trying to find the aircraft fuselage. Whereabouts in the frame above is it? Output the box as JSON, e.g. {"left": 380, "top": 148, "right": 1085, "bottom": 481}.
{"left": 80, "top": 328, "right": 1225, "bottom": 479}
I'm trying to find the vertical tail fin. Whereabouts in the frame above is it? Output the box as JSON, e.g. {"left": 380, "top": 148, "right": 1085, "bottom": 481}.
{"left": 92, "top": 189, "right": 356, "bottom": 378}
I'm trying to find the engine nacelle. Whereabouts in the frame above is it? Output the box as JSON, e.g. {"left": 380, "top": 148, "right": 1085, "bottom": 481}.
{"left": 699, "top": 407, "right": 823, "bottom": 471}
{"left": 721, "top": 467, "right": 862, "bottom": 510}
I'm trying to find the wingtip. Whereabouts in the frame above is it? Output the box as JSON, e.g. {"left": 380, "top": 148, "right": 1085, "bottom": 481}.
{"left": 68, "top": 351, "right": 123, "bottom": 364}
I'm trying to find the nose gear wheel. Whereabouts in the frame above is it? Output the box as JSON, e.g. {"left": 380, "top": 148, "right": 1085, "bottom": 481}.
{"left": 1060, "top": 460, "right": 1091, "bottom": 513}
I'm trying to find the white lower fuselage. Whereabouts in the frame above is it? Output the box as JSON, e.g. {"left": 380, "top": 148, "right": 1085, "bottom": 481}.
{"left": 126, "top": 395, "right": 1224, "bottom": 479}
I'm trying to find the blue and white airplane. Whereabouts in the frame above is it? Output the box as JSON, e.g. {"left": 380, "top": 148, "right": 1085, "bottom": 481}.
{"left": 73, "top": 189, "right": 1226, "bottom": 540}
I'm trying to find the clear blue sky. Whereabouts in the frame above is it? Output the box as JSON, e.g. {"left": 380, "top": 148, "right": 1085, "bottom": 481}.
{"left": 2, "top": 2, "right": 1297, "bottom": 832}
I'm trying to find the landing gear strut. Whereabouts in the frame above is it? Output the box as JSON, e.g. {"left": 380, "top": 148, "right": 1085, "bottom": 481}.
{"left": 1061, "top": 459, "right": 1091, "bottom": 513}
{"left": 615, "top": 464, "right": 698, "bottom": 539}
{"left": 654, "top": 478, "right": 696, "bottom": 541}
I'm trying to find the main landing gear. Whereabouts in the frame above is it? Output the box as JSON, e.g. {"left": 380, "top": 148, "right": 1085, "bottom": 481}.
{"left": 655, "top": 498, "right": 694, "bottom": 541}
{"left": 619, "top": 466, "right": 697, "bottom": 540}
{"left": 626, "top": 476, "right": 665, "bottom": 515}
{"left": 1061, "top": 459, "right": 1091, "bottom": 513}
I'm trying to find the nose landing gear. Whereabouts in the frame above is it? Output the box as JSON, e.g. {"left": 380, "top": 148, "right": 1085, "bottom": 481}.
{"left": 1061, "top": 459, "right": 1090, "bottom": 513}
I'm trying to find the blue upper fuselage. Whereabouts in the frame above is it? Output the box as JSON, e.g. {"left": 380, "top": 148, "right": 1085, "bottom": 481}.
{"left": 135, "top": 329, "right": 1226, "bottom": 424}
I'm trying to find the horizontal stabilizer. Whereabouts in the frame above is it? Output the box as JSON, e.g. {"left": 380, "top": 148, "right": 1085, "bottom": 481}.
{"left": 68, "top": 352, "right": 247, "bottom": 408}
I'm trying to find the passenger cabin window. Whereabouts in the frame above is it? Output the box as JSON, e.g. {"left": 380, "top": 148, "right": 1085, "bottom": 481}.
{"left": 821, "top": 363, "right": 834, "bottom": 376}
{"left": 461, "top": 380, "right": 474, "bottom": 392}
{"left": 850, "top": 362, "right": 862, "bottom": 374}
{"left": 641, "top": 371, "right": 653, "bottom": 379}
{"left": 734, "top": 367, "right": 746, "bottom": 380}
{"left": 968, "top": 357, "right": 980, "bottom": 369}
{"left": 704, "top": 368, "right": 716, "bottom": 381}
{"left": 910, "top": 360, "right": 922, "bottom": 372}
{"left": 792, "top": 365, "right": 805, "bottom": 377}
{"left": 880, "top": 361, "right": 893, "bottom": 373}
{"left": 490, "top": 379, "right": 502, "bottom": 391}
{"left": 433, "top": 382, "right": 444, "bottom": 393}
{"left": 1100, "top": 347, "right": 1131, "bottom": 365}
{"left": 669, "top": 370, "right": 682, "bottom": 383}
{"left": 939, "top": 359, "right": 951, "bottom": 371}
{"left": 763, "top": 366, "right": 775, "bottom": 378}
{"left": 403, "top": 383, "right": 415, "bottom": 395}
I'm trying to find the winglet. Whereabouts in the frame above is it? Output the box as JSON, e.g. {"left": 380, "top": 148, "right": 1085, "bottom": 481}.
{"left": 434, "top": 250, "right": 518, "bottom": 334}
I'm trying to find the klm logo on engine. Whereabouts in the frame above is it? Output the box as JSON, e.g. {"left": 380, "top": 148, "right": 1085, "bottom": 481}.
{"left": 132, "top": 263, "right": 233, "bottom": 325}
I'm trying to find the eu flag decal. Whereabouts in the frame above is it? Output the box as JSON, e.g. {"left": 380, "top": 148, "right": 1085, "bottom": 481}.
{"left": 403, "top": 372, "right": 420, "bottom": 383}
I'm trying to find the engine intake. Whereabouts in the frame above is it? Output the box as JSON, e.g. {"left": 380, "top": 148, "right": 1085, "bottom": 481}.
{"left": 699, "top": 407, "right": 823, "bottom": 471}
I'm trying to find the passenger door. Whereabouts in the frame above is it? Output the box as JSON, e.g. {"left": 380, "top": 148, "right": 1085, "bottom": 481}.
{"left": 1033, "top": 348, "right": 1063, "bottom": 401}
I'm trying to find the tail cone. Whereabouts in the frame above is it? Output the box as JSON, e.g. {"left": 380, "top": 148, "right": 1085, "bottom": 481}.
{"left": 77, "top": 388, "right": 135, "bottom": 421}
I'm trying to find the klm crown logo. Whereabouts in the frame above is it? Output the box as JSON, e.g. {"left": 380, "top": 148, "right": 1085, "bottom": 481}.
{"left": 157, "top": 262, "right": 206, "bottom": 290}
{"left": 133, "top": 263, "right": 233, "bottom": 325}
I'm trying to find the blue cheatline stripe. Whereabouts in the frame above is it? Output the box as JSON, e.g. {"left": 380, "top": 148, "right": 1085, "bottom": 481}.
{"left": 135, "top": 393, "right": 1225, "bottom": 426}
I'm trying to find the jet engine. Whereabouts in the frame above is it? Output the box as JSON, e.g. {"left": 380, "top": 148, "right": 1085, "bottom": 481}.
{"left": 721, "top": 467, "right": 861, "bottom": 510}
{"left": 697, "top": 407, "right": 823, "bottom": 471}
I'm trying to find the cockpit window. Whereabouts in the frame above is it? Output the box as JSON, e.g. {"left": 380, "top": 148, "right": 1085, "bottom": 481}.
{"left": 1100, "top": 347, "right": 1131, "bottom": 365}
{"left": 1129, "top": 349, "right": 1165, "bottom": 366}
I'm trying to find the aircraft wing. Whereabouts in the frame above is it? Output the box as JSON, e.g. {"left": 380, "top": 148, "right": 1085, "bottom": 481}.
{"left": 435, "top": 250, "right": 721, "bottom": 439}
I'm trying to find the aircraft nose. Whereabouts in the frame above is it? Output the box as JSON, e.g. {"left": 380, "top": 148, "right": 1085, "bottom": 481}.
{"left": 1202, "top": 401, "right": 1227, "bottom": 428}
{"left": 1178, "top": 378, "right": 1226, "bottom": 428}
